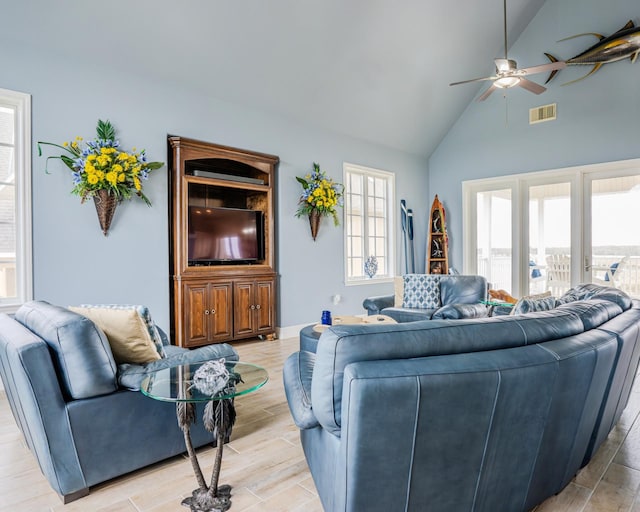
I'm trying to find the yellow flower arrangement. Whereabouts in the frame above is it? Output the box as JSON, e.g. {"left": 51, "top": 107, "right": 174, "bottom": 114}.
{"left": 295, "top": 163, "right": 344, "bottom": 226}
{"left": 38, "top": 119, "right": 163, "bottom": 205}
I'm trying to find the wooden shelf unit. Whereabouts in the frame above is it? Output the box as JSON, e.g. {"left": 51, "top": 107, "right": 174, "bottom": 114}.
{"left": 427, "top": 194, "right": 449, "bottom": 275}
{"left": 168, "top": 136, "right": 279, "bottom": 348}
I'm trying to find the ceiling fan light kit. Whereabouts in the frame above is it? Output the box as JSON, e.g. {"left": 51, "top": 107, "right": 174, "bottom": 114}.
{"left": 495, "top": 76, "right": 521, "bottom": 89}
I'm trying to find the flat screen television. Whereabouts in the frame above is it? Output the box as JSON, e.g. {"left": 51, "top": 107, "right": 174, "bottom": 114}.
{"left": 188, "top": 206, "right": 265, "bottom": 264}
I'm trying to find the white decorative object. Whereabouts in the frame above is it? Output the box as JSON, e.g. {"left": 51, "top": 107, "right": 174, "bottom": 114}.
{"left": 191, "top": 359, "right": 230, "bottom": 396}
{"left": 364, "top": 255, "right": 378, "bottom": 278}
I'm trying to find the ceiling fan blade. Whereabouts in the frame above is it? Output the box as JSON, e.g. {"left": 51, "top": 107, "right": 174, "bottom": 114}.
{"left": 520, "top": 60, "right": 567, "bottom": 76}
{"left": 518, "top": 78, "right": 546, "bottom": 95}
{"left": 450, "top": 75, "right": 497, "bottom": 87}
{"left": 477, "top": 83, "right": 499, "bottom": 101}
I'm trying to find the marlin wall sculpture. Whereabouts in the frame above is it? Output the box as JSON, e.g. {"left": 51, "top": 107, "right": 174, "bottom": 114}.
{"left": 545, "top": 20, "right": 640, "bottom": 85}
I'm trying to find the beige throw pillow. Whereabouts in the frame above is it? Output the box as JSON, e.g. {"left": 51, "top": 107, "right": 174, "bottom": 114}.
{"left": 394, "top": 276, "right": 404, "bottom": 307}
{"left": 70, "top": 306, "right": 162, "bottom": 364}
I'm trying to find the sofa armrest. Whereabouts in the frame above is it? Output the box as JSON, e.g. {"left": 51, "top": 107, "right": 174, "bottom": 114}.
{"left": 0, "top": 314, "right": 89, "bottom": 498}
{"left": 283, "top": 351, "right": 319, "bottom": 430}
{"left": 432, "top": 303, "right": 489, "bottom": 320}
{"left": 362, "top": 295, "right": 395, "bottom": 315}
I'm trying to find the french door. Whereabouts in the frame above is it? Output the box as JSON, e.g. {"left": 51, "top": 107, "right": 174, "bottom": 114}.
{"left": 463, "top": 159, "right": 640, "bottom": 298}
{"left": 585, "top": 172, "right": 640, "bottom": 297}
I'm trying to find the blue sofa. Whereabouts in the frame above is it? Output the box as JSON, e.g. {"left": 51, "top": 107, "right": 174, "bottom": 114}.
{"left": 362, "top": 274, "right": 488, "bottom": 322}
{"left": 0, "top": 301, "right": 238, "bottom": 502}
{"left": 284, "top": 284, "right": 640, "bottom": 511}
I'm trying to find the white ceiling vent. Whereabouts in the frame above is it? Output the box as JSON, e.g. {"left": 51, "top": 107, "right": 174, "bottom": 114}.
{"left": 530, "top": 103, "right": 557, "bottom": 124}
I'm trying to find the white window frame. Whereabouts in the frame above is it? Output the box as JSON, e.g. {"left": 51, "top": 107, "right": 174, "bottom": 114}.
{"left": 0, "top": 88, "right": 32, "bottom": 312}
{"left": 343, "top": 162, "right": 395, "bottom": 285}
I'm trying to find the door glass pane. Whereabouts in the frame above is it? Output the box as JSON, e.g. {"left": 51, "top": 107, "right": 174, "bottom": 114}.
{"left": 590, "top": 175, "right": 640, "bottom": 297}
{"left": 529, "top": 183, "right": 571, "bottom": 296}
{"left": 477, "top": 189, "right": 511, "bottom": 291}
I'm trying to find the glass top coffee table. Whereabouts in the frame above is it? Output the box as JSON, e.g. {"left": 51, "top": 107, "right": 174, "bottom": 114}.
{"left": 141, "top": 360, "right": 268, "bottom": 512}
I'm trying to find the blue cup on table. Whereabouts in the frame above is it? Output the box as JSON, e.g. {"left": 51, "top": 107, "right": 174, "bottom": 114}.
{"left": 321, "top": 310, "right": 332, "bottom": 325}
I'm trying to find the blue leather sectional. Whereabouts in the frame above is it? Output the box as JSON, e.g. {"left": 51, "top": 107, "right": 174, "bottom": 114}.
{"left": 0, "top": 301, "right": 238, "bottom": 502}
{"left": 284, "top": 283, "right": 640, "bottom": 511}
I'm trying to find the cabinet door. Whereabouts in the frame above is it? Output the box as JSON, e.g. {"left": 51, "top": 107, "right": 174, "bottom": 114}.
{"left": 233, "top": 281, "right": 255, "bottom": 337}
{"left": 255, "top": 279, "right": 275, "bottom": 333}
{"left": 183, "top": 281, "right": 210, "bottom": 347}
{"left": 209, "top": 282, "right": 233, "bottom": 342}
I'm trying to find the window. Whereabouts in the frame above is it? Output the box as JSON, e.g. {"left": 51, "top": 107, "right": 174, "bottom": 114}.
{"left": 344, "top": 162, "right": 395, "bottom": 284}
{"left": 0, "top": 88, "right": 32, "bottom": 311}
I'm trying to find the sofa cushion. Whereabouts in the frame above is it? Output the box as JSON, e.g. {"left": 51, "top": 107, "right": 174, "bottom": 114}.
{"left": 555, "top": 299, "right": 623, "bottom": 330}
{"left": 380, "top": 307, "right": 436, "bottom": 322}
{"left": 432, "top": 303, "right": 488, "bottom": 320}
{"left": 557, "top": 284, "right": 632, "bottom": 311}
{"left": 402, "top": 274, "right": 441, "bottom": 309}
{"left": 15, "top": 301, "right": 118, "bottom": 399}
{"left": 440, "top": 275, "right": 488, "bottom": 305}
{"left": 590, "top": 287, "right": 632, "bottom": 311}
{"left": 69, "top": 305, "right": 163, "bottom": 364}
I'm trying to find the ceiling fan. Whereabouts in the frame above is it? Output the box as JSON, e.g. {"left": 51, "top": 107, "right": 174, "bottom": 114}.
{"left": 450, "top": 0, "right": 566, "bottom": 101}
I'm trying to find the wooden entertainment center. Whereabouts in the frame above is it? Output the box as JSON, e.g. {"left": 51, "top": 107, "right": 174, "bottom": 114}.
{"left": 168, "top": 136, "right": 279, "bottom": 348}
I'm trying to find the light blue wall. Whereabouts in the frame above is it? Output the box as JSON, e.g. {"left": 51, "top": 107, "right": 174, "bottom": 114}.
{"left": 1, "top": 38, "right": 428, "bottom": 332}
{"left": 429, "top": 0, "right": 640, "bottom": 272}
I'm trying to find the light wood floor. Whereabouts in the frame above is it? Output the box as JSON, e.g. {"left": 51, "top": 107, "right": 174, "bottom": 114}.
{"left": 2, "top": 336, "right": 640, "bottom": 511}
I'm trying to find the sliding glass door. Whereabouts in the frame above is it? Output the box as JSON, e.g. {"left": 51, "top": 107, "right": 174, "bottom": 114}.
{"left": 586, "top": 173, "right": 640, "bottom": 297}
{"left": 464, "top": 159, "right": 640, "bottom": 299}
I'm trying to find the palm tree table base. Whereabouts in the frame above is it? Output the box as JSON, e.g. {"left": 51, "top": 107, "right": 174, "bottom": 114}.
{"left": 177, "top": 399, "right": 235, "bottom": 512}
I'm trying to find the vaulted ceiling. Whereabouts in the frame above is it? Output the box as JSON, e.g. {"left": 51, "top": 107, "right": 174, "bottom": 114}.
{"left": 5, "top": 0, "right": 547, "bottom": 158}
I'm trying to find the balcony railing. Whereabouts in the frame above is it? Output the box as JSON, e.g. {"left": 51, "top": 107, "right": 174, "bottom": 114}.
{"left": 478, "top": 254, "right": 640, "bottom": 299}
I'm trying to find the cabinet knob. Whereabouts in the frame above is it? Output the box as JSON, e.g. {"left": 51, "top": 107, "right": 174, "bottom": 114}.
{"left": 204, "top": 309, "right": 210, "bottom": 315}
{"left": 211, "top": 309, "right": 216, "bottom": 314}
{"left": 256, "top": 304, "right": 261, "bottom": 310}
{"left": 250, "top": 305, "right": 256, "bottom": 310}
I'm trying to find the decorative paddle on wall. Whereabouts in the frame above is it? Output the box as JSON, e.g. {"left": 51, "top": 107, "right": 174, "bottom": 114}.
{"left": 450, "top": 0, "right": 566, "bottom": 101}
{"left": 400, "top": 199, "right": 415, "bottom": 273}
